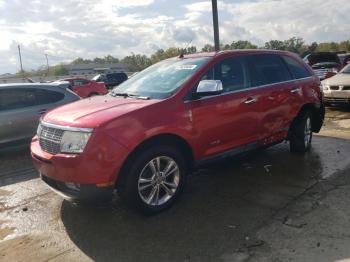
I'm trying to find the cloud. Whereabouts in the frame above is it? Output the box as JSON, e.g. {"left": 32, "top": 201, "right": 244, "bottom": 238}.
{"left": 0, "top": 0, "right": 349, "bottom": 74}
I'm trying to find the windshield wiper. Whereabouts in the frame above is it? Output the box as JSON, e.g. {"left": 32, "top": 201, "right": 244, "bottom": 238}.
{"left": 110, "top": 92, "right": 150, "bottom": 100}
{"left": 110, "top": 92, "right": 133, "bottom": 98}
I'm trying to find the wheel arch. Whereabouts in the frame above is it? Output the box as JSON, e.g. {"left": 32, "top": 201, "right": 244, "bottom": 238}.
{"left": 289, "top": 102, "right": 324, "bottom": 137}
{"left": 116, "top": 133, "right": 194, "bottom": 189}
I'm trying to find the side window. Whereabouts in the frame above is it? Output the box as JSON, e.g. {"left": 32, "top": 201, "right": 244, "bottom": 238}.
{"left": 283, "top": 56, "right": 312, "bottom": 79}
{"left": 200, "top": 57, "right": 248, "bottom": 93}
{"left": 248, "top": 54, "right": 292, "bottom": 86}
{"left": 35, "top": 89, "right": 65, "bottom": 105}
{"left": 0, "top": 88, "right": 36, "bottom": 111}
{"left": 73, "top": 79, "right": 89, "bottom": 86}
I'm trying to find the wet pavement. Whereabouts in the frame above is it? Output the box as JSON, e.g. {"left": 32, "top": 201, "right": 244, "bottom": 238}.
{"left": 0, "top": 106, "right": 350, "bottom": 262}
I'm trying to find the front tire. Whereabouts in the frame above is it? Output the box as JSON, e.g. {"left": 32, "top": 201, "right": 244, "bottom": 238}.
{"left": 289, "top": 111, "right": 313, "bottom": 153}
{"left": 118, "top": 146, "right": 187, "bottom": 214}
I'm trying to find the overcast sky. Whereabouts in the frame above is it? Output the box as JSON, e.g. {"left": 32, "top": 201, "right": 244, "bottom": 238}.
{"left": 0, "top": 0, "right": 349, "bottom": 74}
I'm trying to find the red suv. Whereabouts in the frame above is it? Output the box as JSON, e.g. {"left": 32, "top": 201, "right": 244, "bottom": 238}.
{"left": 31, "top": 50, "right": 324, "bottom": 213}
{"left": 60, "top": 77, "right": 108, "bottom": 98}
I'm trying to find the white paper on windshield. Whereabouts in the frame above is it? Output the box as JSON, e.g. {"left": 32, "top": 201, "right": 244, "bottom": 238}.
{"left": 175, "top": 65, "right": 197, "bottom": 70}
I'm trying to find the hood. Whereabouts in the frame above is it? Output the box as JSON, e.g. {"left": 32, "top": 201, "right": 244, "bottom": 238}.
{"left": 322, "top": 73, "right": 350, "bottom": 86}
{"left": 43, "top": 95, "right": 159, "bottom": 128}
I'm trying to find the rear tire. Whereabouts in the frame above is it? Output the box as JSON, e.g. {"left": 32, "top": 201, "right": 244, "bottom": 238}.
{"left": 118, "top": 146, "right": 187, "bottom": 214}
{"left": 289, "top": 111, "right": 313, "bottom": 153}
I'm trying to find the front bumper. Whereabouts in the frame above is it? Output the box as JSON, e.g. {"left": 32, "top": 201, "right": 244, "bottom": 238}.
{"left": 41, "top": 173, "right": 113, "bottom": 201}
{"left": 31, "top": 131, "right": 129, "bottom": 200}
{"left": 323, "top": 91, "right": 350, "bottom": 104}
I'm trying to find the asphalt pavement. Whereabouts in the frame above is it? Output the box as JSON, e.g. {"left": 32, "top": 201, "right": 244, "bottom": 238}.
{"left": 0, "top": 106, "right": 350, "bottom": 262}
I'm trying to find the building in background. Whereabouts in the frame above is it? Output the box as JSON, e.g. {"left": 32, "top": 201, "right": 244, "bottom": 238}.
{"left": 67, "top": 63, "right": 127, "bottom": 75}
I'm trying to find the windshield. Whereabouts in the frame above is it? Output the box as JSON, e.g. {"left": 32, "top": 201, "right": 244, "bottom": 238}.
{"left": 111, "top": 57, "right": 210, "bottom": 99}
{"left": 341, "top": 64, "right": 350, "bottom": 74}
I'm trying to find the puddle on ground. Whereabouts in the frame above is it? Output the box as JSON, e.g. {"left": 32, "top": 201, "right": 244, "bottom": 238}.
{"left": 0, "top": 226, "right": 15, "bottom": 240}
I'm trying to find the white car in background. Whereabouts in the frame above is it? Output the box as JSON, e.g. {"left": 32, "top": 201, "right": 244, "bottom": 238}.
{"left": 322, "top": 64, "right": 350, "bottom": 106}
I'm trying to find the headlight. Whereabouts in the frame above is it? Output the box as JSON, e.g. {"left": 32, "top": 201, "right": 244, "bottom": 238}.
{"left": 322, "top": 83, "right": 330, "bottom": 91}
{"left": 60, "top": 131, "right": 92, "bottom": 153}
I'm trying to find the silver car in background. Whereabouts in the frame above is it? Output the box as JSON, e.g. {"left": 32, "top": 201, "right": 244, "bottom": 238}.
{"left": 0, "top": 82, "right": 80, "bottom": 150}
{"left": 322, "top": 64, "right": 350, "bottom": 106}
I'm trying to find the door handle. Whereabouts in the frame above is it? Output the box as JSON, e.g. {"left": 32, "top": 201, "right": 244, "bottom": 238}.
{"left": 244, "top": 97, "right": 257, "bottom": 105}
{"left": 290, "top": 88, "right": 301, "bottom": 94}
{"left": 38, "top": 109, "right": 47, "bottom": 115}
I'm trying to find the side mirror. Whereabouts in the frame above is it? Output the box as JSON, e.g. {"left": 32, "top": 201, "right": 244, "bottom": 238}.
{"left": 196, "top": 80, "right": 223, "bottom": 97}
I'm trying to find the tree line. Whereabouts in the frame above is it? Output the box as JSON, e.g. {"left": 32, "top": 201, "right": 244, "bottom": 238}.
{"left": 17, "top": 37, "right": 350, "bottom": 76}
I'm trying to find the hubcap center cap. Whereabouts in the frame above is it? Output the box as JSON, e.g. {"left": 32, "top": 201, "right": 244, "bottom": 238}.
{"left": 155, "top": 173, "right": 165, "bottom": 184}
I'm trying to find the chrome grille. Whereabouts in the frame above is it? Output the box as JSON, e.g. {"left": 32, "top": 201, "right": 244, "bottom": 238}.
{"left": 330, "top": 86, "right": 340, "bottom": 90}
{"left": 38, "top": 124, "right": 64, "bottom": 155}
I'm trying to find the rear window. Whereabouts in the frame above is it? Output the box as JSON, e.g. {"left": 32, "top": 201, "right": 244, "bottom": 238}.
{"left": 0, "top": 88, "right": 36, "bottom": 111}
{"left": 0, "top": 87, "right": 65, "bottom": 111}
{"left": 35, "top": 89, "right": 65, "bottom": 105}
{"left": 247, "top": 54, "right": 292, "bottom": 86}
{"left": 283, "top": 56, "right": 311, "bottom": 79}
{"left": 306, "top": 53, "right": 340, "bottom": 65}
{"left": 108, "top": 73, "right": 127, "bottom": 81}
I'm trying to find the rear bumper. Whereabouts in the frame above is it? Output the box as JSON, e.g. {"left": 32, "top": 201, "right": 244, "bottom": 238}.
{"left": 41, "top": 173, "right": 114, "bottom": 201}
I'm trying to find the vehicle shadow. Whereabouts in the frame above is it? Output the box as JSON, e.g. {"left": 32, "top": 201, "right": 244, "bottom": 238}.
{"left": 0, "top": 146, "right": 37, "bottom": 187}
{"left": 326, "top": 105, "right": 350, "bottom": 115}
{"left": 60, "top": 136, "right": 348, "bottom": 262}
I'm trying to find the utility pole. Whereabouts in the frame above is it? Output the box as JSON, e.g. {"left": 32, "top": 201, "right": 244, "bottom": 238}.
{"left": 17, "top": 45, "right": 24, "bottom": 76}
{"left": 211, "top": 0, "right": 220, "bottom": 51}
{"left": 45, "top": 54, "right": 49, "bottom": 75}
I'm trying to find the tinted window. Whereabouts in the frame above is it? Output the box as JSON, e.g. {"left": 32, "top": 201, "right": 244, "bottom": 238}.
{"left": 73, "top": 79, "right": 89, "bottom": 86}
{"left": 0, "top": 88, "right": 36, "bottom": 111}
{"left": 200, "top": 56, "right": 248, "bottom": 93}
{"left": 248, "top": 54, "right": 292, "bottom": 86}
{"left": 35, "top": 89, "right": 65, "bottom": 105}
{"left": 283, "top": 56, "right": 311, "bottom": 79}
{"left": 306, "top": 53, "right": 340, "bottom": 65}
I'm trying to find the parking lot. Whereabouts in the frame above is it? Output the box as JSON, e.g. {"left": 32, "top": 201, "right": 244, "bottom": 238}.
{"left": 0, "top": 107, "right": 350, "bottom": 262}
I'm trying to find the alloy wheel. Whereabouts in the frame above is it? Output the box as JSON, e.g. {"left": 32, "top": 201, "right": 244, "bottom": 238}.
{"left": 137, "top": 156, "right": 180, "bottom": 206}
{"left": 304, "top": 117, "right": 312, "bottom": 148}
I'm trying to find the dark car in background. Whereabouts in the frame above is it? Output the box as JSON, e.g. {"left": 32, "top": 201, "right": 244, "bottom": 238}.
{"left": 304, "top": 52, "right": 343, "bottom": 80}
{"left": 92, "top": 72, "right": 128, "bottom": 89}
{"left": 0, "top": 82, "right": 80, "bottom": 149}
{"left": 338, "top": 53, "right": 350, "bottom": 66}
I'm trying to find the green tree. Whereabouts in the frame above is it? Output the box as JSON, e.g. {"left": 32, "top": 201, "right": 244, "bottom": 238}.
{"left": 230, "top": 40, "right": 258, "bottom": 49}
{"left": 264, "top": 40, "right": 286, "bottom": 50}
{"left": 71, "top": 57, "right": 92, "bottom": 64}
{"left": 51, "top": 64, "right": 69, "bottom": 76}
{"left": 201, "top": 44, "right": 215, "bottom": 52}
{"left": 121, "top": 53, "right": 152, "bottom": 71}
